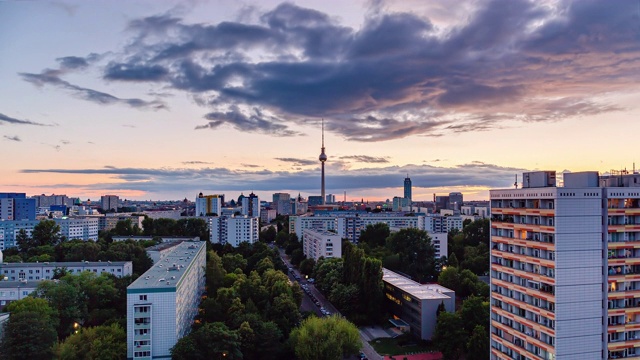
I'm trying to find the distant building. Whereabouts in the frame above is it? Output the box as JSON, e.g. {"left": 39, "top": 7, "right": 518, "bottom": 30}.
{"left": 195, "top": 193, "right": 222, "bottom": 216}
{"left": 273, "top": 193, "right": 291, "bottom": 215}
{"left": 289, "top": 215, "right": 338, "bottom": 240}
{"left": 127, "top": 241, "right": 206, "bottom": 360}
{"left": 0, "top": 218, "right": 99, "bottom": 250}
{"left": 325, "top": 194, "right": 336, "bottom": 204}
{"left": 0, "top": 261, "right": 133, "bottom": 281}
{"left": 448, "top": 192, "right": 463, "bottom": 210}
{"left": 382, "top": 268, "right": 455, "bottom": 340}
{"left": 392, "top": 196, "right": 410, "bottom": 211}
{"left": 208, "top": 215, "right": 259, "bottom": 247}
{"left": 0, "top": 193, "right": 36, "bottom": 221}
{"left": 404, "top": 175, "right": 412, "bottom": 202}
{"left": 241, "top": 192, "right": 260, "bottom": 218}
{"left": 32, "top": 194, "right": 72, "bottom": 208}
{"left": 101, "top": 195, "right": 119, "bottom": 212}
{"left": 260, "top": 209, "right": 277, "bottom": 223}
{"left": 308, "top": 196, "right": 323, "bottom": 207}
{"left": 145, "top": 242, "right": 183, "bottom": 264}
{"left": 302, "top": 229, "right": 341, "bottom": 261}
{"left": 112, "top": 236, "right": 199, "bottom": 243}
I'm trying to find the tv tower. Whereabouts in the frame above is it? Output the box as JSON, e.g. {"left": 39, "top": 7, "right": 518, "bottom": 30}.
{"left": 319, "top": 119, "right": 328, "bottom": 205}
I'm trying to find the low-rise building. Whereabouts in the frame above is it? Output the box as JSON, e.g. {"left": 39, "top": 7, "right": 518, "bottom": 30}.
{"left": 126, "top": 241, "right": 206, "bottom": 360}
{"left": 302, "top": 229, "right": 341, "bottom": 261}
{"left": 0, "top": 261, "right": 133, "bottom": 281}
{"left": 0, "top": 280, "right": 39, "bottom": 307}
{"left": 382, "top": 268, "right": 455, "bottom": 340}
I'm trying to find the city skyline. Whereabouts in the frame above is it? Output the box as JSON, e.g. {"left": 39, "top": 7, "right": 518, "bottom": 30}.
{"left": 2, "top": 0, "right": 639, "bottom": 201}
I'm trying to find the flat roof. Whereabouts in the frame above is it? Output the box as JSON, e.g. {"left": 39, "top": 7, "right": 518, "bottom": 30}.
{"left": 382, "top": 268, "right": 453, "bottom": 300}
{"left": 303, "top": 228, "right": 340, "bottom": 237}
{"left": 146, "top": 241, "right": 183, "bottom": 252}
{"left": 0, "top": 261, "right": 130, "bottom": 267}
{"left": 127, "top": 241, "right": 204, "bottom": 291}
{"left": 0, "top": 280, "right": 41, "bottom": 288}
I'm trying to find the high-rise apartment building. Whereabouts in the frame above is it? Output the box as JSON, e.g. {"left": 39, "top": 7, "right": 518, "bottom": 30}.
{"left": 208, "top": 215, "right": 259, "bottom": 247}
{"left": 195, "top": 193, "right": 222, "bottom": 216}
{"left": 101, "top": 195, "right": 119, "bottom": 212}
{"left": 490, "top": 170, "right": 640, "bottom": 360}
{"left": 241, "top": 192, "right": 259, "bottom": 217}
{"left": 126, "top": 241, "right": 205, "bottom": 360}
{"left": 302, "top": 229, "right": 341, "bottom": 261}
{"left": 273, "top": 193, "right": 291, "bottom": 215}
{"left": 0, "top": 193, "right": 35, "bottom": 221}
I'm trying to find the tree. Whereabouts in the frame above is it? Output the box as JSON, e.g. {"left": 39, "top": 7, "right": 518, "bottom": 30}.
{"left": 437, "top": 267, "right": 460, "bottom": 294}
{"left": 15, "top": 228, "right": 32, "bottom": 253}
{"left": 386, "top": 228, "right": 436, "bottom": 282}
{"left": 171, "top": 322, "right": 242, "bottom": 360}
{"left": 56, "top": 323, "right": 126, "bottom": 360}
{"left": 466, "top": 325, "right": 489, "bottom": 360}
{"left": 299, "top": 258, "right": 316, "bottom": 276}
{"left": 0, "top": 311, "right": 57, "bottom": 360}
{"left": 433, "top": 312, "right": 467, "bottom": 360}
{"left": 6, "top": 297, "right": 57, "bottom": 320}
{"left": 32, "top": 220, "right": 64, "bottom": 247}
{"left": 260, "top": 226, "right": 277, "bottom": 243}
{"left": 36, "top": 279, "right": 86, "bottom": 338}
{"left": 447, "top": 253, "right": 459, "bottom": 267}
{"left": 289, "top": 316, "right": 362, "bottom": 360}
{"left": 359, "top": 223, "right": 390, "bottom": 248}
{"left": 460, "top": 295, "right": 490, "bottom": 335}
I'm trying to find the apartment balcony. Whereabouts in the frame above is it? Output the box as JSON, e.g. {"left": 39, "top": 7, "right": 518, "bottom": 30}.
{"left": 491, "top": 221, "right": 555, "bottom": 234}
{"left": 491, "top": 320, "right": 552, "bottom": 359}
{"left": 492, "top": 305, "right": 556, "bottom": 336}
{"left": 492, "top": 291, "right": 555, "bottom": 320}
{"left": 492, "top": 235, "right": 555, "bottom": 252}
{"left": 609, "top": 208, "right": 640, "bottom": 216}
{"left": 610, "top": 225, "right": 640, "bottom": 233}
{"left": 608, "top": 338, "right": 640, "bottom": 353}
{"left": 610, "top": 241, "right": 640, "bottom": 249}
{"left": 491, "top": 263, "right": 555, "bottom": 286}
{"left": 492, "top": 249, "right": 555, "bottom": 269}
{"left": 492, "top": 278, "right": 555, "bottom": 303}
{"left": 492, "top": 207, "right": 555, "bottom": 217}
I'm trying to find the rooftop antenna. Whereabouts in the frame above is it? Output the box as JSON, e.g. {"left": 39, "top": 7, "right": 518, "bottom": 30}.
{"left": 514, "top": 174, "right": 518, "bottom": 189}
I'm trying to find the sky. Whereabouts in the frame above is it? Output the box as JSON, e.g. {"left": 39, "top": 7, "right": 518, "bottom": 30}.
{"left": 1, "top": 0, "right": 640, "bottom": 202}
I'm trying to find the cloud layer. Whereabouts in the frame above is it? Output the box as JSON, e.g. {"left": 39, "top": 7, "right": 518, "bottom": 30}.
{"left": 20, "top": 161, "right": 526, "bottom": 198}
{"left": 21, "top": 0, "right": 639, "bottom": 141}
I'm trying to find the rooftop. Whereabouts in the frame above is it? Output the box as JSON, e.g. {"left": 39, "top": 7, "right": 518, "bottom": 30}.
{"left": 0, "top": 280, "right": 42, "bottom": 288}
{"left": 127, "top": 241, "right": 205, "bottom": 291}
{"left": 146, "top": 241, "right": 183, "bottom": 252}
{"left": 0, "top": 261, "right": 130, "bottom": 268}
{"left": 382, "top": 268, "right": 453, "bottom": 300}
{"left": 303, "top": 228, "right": 340, "bottom": 237}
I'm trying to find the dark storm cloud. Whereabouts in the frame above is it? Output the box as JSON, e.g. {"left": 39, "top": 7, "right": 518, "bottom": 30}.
{"left": 20, "top": 161, "right": 526, "bottom": 196}
{"left": 196, "top": 106, "right": 299, "bottom": 136}
{"left": 0, "top": 112, "right": 49, "bottom": 126}
{"left": 3, "top": 135, "right": 21, "bottom": 142}
{"left": 25, "top": 0, "right": 640, "bottom": 140}
{"left": 20, "top": 70, "right": 166, "bottom": 110}
{"left": 339, "top": 155, "right": 389, "bottom": 163}
{"left": 275, "top": 158, "right": 317, "bottom": 166}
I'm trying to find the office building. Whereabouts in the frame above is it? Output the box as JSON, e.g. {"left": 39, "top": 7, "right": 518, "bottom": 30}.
{"left": 434, "top": 195, "right": 449, "bottom": 212}
{"left": 101, "top": 195, "right": 119, "bottom": 212}
{"left": 1, "top": 261, "right": 133, "bottom": 281}
{"left": 209, "top": 215, "right": 259, "bottom": 247}
{"left": 195, "top": 193, "right": 222, "bottom": 216}
{"left": 241, "top": 192, "right": 260, "bottom": 218}
{"left": 308, "top": 196, "right": 323, "bottom": 207}
{"left": 0, "top": 193, "right": 36, "bottom": 221}
{"left": 449, "top": 192, "right": 463, "bottom": 210}
{"left": 383, "top": 268, "right": 455, "bottom": 340}
{"left": 302, "top": 229, "right": 341, "bottom": 261}
{"left": 404, "top": 175, "right": 412, "bottom": 202}
{"left": 490, "top": 170, "right": 630, "bottom": 359}
{"left": 392, "top": 196, "right": 411, "bottom": 211}
{"left": 126, "top": 241, "right": 206, "bottom": 360}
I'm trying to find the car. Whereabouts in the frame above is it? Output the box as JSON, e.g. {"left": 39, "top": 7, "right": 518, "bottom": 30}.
{"left": 315, "top": 301, "right": 320, "bottom": 306}
{"left": 359, "top": 352, "right": 365, "bottom": 359}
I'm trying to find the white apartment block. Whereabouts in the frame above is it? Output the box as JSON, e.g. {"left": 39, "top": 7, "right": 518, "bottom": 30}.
{"left": 241, "top": 193, "right": 260, "bottom": 218}
{"left": 195, "top": 194, "right": 222, "bottom": 216}
{"left": 290, "top": 215, "right": 338, "bottom": 240}
{"left": 0, "top": 280, "right": 39, "bottom": 307}
{"left": 423, "top": 214, "right": 463, "bottom": 234}
{"left": 489, "top": 171, "right": 640, "bottom": 360}
{"left": 55, "top": 217, "right": 99, "bottom": 241}
{"left": 302, "top": 229, "right": 341, "bottom": 261}
{"left": 429, "top": 232, "right": 447, "bottom": 259}
{"left": 0, "top": 261, "right": 133, "bottom": 281}
{"left": 126, "top": 241, "right": 206, "bottom": 360}
{"left": 260, "top": 209, "right": 277, "bottom": 223}
{"left": 209, "top": 215, "right": 259, "bottom": 247}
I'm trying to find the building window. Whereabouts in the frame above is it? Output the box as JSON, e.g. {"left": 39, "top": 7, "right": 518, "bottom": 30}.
{"left": 139, "top": 295, "right": 147, "bottom": 301}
